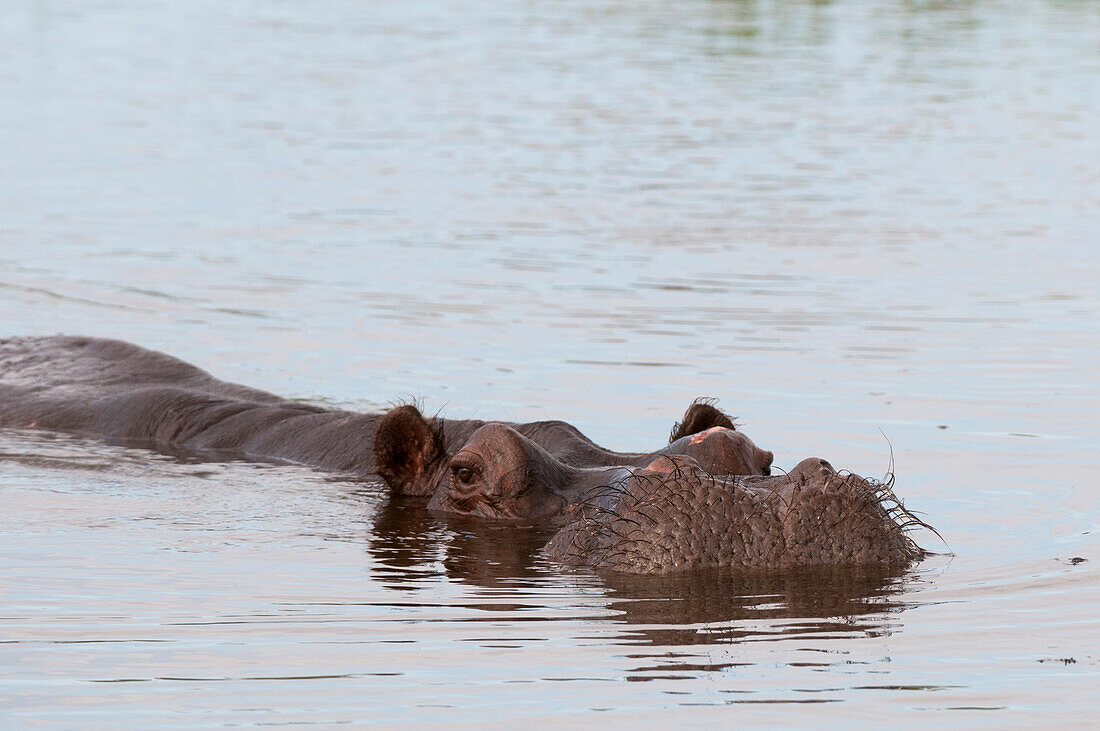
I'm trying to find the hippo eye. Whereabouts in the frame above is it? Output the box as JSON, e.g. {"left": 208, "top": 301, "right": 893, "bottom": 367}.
{"left": 453, "top": 465, "right": 475, "bottom": 485}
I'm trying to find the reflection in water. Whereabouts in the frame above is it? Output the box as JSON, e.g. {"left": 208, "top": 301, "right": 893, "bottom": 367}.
{"left": 367, "top": 495, "right": 561, "bottom": 589}
{"left": 366, "top": 497, "right": 450, "bottom": 589}
{"left": 364, "top": 492, "right": 913, "bottom": 652}
{"left": 601, "top": 567, "right": 913, "bottom": 680}
{"left": 601, "top": 567, "right": 908, "bottom": 648}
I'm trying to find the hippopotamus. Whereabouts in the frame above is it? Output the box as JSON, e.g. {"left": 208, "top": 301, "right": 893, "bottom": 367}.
{"left": 0, "top": 336, "right": 760, "bottom": 484}
{"left": 1, "top": 336, "right": 925, "bottom": 574}
{"left": 373, "top": 406, "right": 774, "bottom": 498}
{"left": 398, "top": 422, "right": 925, "bottom": 574}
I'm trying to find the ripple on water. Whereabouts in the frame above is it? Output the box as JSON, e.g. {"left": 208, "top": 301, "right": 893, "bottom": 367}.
{"left": 1, "top": 0, "right": 1099, "bottom": 725}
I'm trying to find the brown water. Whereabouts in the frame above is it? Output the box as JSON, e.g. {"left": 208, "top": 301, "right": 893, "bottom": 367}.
{"left": 2, "top": 0, "right": 1098, "bottom": 725}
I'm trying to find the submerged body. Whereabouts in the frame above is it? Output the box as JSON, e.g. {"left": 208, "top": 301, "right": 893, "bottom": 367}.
{"left": 0, "top": 336, "right": 380, "bottom": 474}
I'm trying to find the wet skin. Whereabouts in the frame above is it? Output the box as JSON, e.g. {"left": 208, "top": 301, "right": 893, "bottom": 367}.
{"left": 411, "top": 422, "right": 773, "bottom": 520}
{"left": 546, "top": 457, "right": 925, "bottom": 573}
{"left": 372, "top": 401, "right": 769, "bottom": 496}
{"left": 0, "top": 336, "right": 749, "bottom": 482}
{"left": 411, "top": 424, "right": 924, "bottom": 574}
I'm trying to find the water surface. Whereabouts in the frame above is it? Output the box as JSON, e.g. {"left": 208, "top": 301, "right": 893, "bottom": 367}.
{"left": 1, "top": 0, "right": 1098, "bottom": 725}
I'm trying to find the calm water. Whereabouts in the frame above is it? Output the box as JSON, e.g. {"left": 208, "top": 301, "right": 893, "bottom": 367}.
{"left": 2, "top": 0, "right": 1098, "bottom": 725}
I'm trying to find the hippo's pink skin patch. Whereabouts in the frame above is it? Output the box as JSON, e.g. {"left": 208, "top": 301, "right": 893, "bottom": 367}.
{"left": 643, "top": 455, "right": 682, "bottom": 473}
{"left": 688, "top": 426, "right": 728, "bottom": 444}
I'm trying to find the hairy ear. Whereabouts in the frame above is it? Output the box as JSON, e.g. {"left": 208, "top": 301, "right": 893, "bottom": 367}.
{"left": 374, "top": 405, "right": 439, "bottom": 495}
{"left": 669, "top": 398, "right": 737, "bottom": 443}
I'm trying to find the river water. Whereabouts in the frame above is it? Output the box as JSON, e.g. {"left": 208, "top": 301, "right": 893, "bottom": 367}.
{"left": 1, "top": 0, "right": 1098, "bottom": 726}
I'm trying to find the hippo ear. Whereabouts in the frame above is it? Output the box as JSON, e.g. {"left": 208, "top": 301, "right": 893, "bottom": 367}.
{"left": 669, "top": 398, "right": 737, "bottom": 443}
{"left": 374, "top": 405, "right": 441, "bottom": 494}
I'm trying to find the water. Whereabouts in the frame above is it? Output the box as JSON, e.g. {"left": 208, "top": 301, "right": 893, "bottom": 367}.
{"left": 1, "top": 0, "right": 1098, "bottom": 725}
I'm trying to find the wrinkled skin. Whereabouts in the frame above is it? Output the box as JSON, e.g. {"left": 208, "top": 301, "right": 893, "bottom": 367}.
{"left": 547, "top": 457, "right": 925, "bottom": 574}
{"left": 414, "top": 424, "right": 924, "bottom": 574}
{"left": 0, "top": 336, "right": 745, "bottom": 481}
{"left": 373, "top": 406, "right": 773, "bottom": 497}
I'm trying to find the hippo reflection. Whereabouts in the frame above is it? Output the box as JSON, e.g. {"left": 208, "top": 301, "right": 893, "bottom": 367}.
{"left": 364, "top": 494, "right": 914, "bottom": 647}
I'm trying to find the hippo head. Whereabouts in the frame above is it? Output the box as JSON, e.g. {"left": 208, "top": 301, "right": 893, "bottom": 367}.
{"left": 372, "top": 406, "right": 585, "bottom": 502}
{"left": 372, "top": 401, "right": 772, "bottom": 498}
{"left": 379, "top": 419, "right": 777, "bottom": 526}
{"left": 426, "top": 423, "right": 579, "bottom": 520}
{"left": 664, "top": 426, "right": 774, "bottom": 477}
{"left": 426, "top": 424, "right": 780, "bottom": 521}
